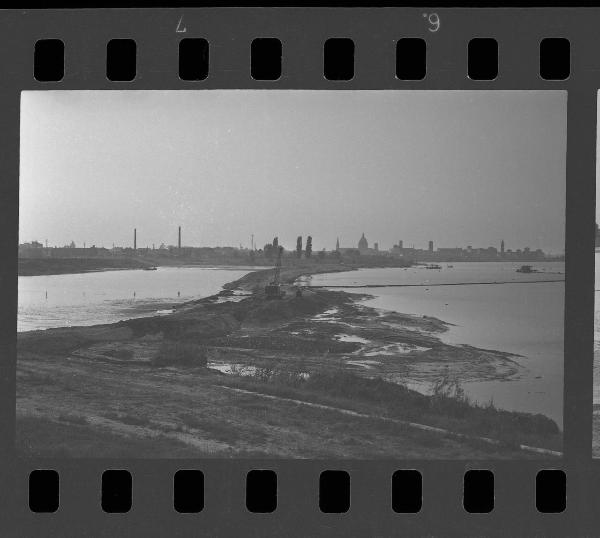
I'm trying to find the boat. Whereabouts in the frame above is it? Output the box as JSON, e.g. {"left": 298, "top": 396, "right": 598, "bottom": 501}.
{"left": 516, "top": 265, "right": 536, "bottom": 273}
{"left": 425, "top": 264, "right": 442, "bottom": 269}
{"left": 143, "top": 266, "right": 158, "bottom": 271}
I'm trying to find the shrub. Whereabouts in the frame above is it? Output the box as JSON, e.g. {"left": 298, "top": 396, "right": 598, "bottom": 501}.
{"left": 152, "top": 341, "right": 208, "bottom": 367}
{"left": 103, "top": 411, "right": 150, "bottom": 427}
{"left": 58, "top": 413, "right": 88, "bottom": 425}
{"left": 111, "top": 348, "right": 134, "bottom": 360}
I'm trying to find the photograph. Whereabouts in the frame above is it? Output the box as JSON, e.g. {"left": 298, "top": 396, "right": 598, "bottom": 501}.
{"left": 594, "top": 91, "right": 600, "bottom": 457}
{"left": 17, "top": 90, "right": 565, "bottom": 458}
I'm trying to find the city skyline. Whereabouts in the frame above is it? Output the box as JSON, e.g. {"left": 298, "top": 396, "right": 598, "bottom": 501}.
{"left": 19, "top": 228, "right": 556, "bottom": 256}
{"left": 20, "top": 90, "right": 567, "bottom": 253}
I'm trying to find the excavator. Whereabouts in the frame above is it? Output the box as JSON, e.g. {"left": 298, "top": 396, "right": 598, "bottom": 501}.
{"left": 265, "top": 245, "right": 285, "bottom": 299}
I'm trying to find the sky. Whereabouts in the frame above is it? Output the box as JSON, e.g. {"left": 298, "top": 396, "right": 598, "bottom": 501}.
{"left": 597, "top": 91, "right": 600, "bottom": 224}
{"left": 20, "top": 90, "right": 566, "bottom": 253}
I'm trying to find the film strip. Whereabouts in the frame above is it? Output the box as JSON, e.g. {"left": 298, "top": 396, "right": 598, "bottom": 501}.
{"left": 0, "top": 7, "right": 597, "bottom": 537}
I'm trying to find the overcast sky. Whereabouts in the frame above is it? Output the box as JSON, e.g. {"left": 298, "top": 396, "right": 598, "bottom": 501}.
{"left": 597, "top": 91, "right": 600, "bottom": 224}
{"left": 20, "top": 90, "right": 566, "bottom": 253}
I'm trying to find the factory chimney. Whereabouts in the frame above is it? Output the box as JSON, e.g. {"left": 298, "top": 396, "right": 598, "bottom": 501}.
{"left": 178, "top": 226, "right": 181, "bottom": 249}
{"left": 428, "top": 240, "right": 434, "bottom": 252}
{"left": 134, "top": 228, "right": 137, "bottom": 251}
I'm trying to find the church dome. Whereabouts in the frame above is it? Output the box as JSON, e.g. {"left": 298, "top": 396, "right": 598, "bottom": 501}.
{"left": 358, "top": 233, "right": 368, "bottom": 250}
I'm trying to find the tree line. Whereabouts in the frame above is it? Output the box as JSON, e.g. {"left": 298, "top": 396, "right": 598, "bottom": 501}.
{"left": 262, "top": 235, "right": 313, "bottom": 259}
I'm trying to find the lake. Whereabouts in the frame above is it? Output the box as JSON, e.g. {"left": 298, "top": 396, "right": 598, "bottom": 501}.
{"left": 304, "top": 261, "right": 565, "bottom": 425}
{"left": 18, "top": 266, "right": 257, "bottom": 332}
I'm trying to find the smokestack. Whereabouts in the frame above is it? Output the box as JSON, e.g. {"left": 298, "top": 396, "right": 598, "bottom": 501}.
{"left": 178, "top": 226, "right": 181, "bottom": 249}
{"left": 134, "top": 228, "right": 137, "bottom": 251}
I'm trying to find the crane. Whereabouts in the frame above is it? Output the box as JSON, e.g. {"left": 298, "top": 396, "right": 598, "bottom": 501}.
{"left": 265, "top": 245, "right": 285, "bottom": 299}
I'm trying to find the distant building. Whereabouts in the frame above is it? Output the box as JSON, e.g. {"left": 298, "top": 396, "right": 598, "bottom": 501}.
{"left": 337, "top": 233, "right": 387, "bottom": 257}
{"left": 436, "top": 247, "right": 463, "bottom": 258}
{"left": 18, "top": 241, "right": 45, "bottom": 258}
{"left": 388, "top": 239, "right": 547, "bottom": 262}
{"left": 358, "top": 233, "right": 368, "bottom": 253}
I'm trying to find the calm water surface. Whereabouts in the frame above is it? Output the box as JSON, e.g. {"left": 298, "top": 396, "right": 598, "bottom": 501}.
{"left": 305, "top": 261, "right": 565, "bottom": 424}
{"left": 18, "top": 266, "right": 258, "bottom": 332}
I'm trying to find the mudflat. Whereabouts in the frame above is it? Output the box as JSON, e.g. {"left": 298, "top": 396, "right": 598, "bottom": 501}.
{"left": 17, "top": 264, "right": 561, "bottom": 458}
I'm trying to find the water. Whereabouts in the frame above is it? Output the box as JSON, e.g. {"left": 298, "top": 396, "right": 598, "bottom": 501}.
{"left": 305, "top": 261, "right": 564, "bottom": 287}
{"left": 305, "top": 262, "right": 565, "bottom": 425}
{"left": 18, "top": 266, "right": 257, "bottom": 332}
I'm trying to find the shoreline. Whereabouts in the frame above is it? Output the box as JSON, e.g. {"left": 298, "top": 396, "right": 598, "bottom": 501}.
{"left": 17, "top": 262, "right": 536, "bottom": 390}
{"left": 307, "top": 279, "right": 564, "bottom": 288}
{"left": 17, "top": 255, "right": 411, "bottom": 278}
{"left": 17, "top": 261, "right": 562, "bottom": 457}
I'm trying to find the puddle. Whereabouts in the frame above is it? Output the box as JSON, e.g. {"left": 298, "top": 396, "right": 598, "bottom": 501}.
{"left": 313, "top": 308, "right": 339, "bottom": 320}
{"left": 364, "top": 343, "right": 431, "bottom": 356}
{"left": 346, "top": 359, "right": 382, "bottom": 369}
{"left": 208, "top": 362, "right": 258, "bottom": 376}
{"left": 213, "top": 291, "right": 252, "bottom": 304}
{"left": 336, "top": 334, "right": 371, "bottom": 345}
{"left": 208, "top": 362, "right": 311, "bottom": 380}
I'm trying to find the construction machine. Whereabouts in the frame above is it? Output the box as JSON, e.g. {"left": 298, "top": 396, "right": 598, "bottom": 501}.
{"left": 265, "top": 246, "right": 285, "bottom": 299}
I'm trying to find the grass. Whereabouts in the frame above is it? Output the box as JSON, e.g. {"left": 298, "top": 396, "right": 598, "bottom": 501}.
{"left": 111, "top": 348, "right": 135, "bottom": 360}
{"left": 57, "top": 413, "right": 89, "bottom": 425}
{"left": 220, "top": 366, "right": 561, "bottom": 451}
{"left": 209, "top": 334, "right": 358, "bottom": 354}
{"left": 104, "top": 411, "right": 151, "bottom": 427}
{"left": 16, "top": 416, "right": 202, "bottom": 458}
{"left": 177, "top": 412, "right": 243, "bottom": 443}
{"left": 151, "top": 341, "right": 208, "bottom": 367}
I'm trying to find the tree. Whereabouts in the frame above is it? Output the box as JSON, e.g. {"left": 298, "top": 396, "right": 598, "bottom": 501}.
{"left": 318, "top": 249, "right": 325, "bottom": 260}
{"left": 296, "top": 236, "right": 302, "bottom": 258}
{"left": 263, "top": 243, "right": 274, "bottom": 259}
{"left": 305, "top": 236, "right": 312, "bottom": 258}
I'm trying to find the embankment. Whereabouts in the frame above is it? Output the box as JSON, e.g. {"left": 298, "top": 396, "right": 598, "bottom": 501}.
{"left": 221, "top": 262, "right": 357, "bottom": 292}
{"left": 19, "top": 257, "right": 152, "bottom": 276}
{"left": 18, "top": 254, "right": 411, "bottom": 277}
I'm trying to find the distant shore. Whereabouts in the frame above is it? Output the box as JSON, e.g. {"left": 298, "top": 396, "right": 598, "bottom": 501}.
{"left": 18, "top": 257, "right": 154, "bottom": 276}
{"left": 17, "top": 255, "right": 412, "bottom": 277}
{"left": 18, "top": 254, "right": 563, "bottom": 278}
